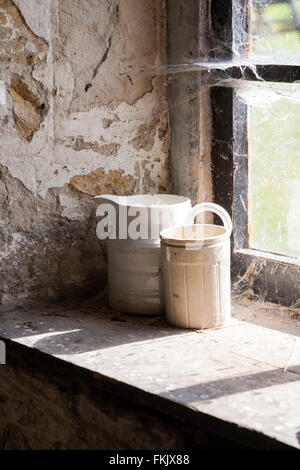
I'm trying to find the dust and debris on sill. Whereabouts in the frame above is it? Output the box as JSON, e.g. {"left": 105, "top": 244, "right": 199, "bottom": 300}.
{"left": 0, "top": 293, "right": 300, "bottom": 449}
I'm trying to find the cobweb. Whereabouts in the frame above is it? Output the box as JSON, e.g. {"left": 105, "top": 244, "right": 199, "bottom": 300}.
{"left": 122, "top": 0, "right": 300, "bottom": 103}
{"left": 122, "top": 1, "right": 300, "bottom": 302}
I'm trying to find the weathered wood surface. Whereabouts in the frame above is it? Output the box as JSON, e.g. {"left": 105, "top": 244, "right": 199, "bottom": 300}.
{"left": 0, "top": 297, "right": 299, "bottom": 449}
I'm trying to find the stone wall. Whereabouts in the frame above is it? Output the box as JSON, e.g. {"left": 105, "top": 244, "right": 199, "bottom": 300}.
{"left": 0, "top": 0, "right": 170, "bottom": 302}
{"left": 0, "top": 340, "right": 246, "bottom": 450}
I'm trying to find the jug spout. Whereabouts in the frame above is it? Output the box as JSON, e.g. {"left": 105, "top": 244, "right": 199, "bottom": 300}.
{"left": 94, "top": 194, "right": 124, "bottom": 206}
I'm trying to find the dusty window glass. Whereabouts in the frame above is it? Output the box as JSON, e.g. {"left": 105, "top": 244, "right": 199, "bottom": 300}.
{"left": 247, "top": 82, "right": 300, "bottom": 258}
{"left": 250, "top": 0, "right": 300, "bottom": 63}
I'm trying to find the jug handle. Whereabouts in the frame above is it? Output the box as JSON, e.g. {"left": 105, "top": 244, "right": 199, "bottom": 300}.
{"left": 190, "top": 202, "right": 232, "bottom": 235}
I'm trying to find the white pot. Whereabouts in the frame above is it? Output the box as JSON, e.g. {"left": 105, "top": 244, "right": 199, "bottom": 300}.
{"left": 95, "top": 194, "right": 206, "bottom": 315}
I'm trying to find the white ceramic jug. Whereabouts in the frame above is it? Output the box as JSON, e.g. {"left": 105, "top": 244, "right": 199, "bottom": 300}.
{"left": 95, "top": 194, "right": 206, "bottom": 315}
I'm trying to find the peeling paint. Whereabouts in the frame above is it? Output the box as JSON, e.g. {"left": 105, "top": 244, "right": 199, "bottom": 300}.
{"left": 57, "top": 0, "right": 158, "bottom": 110}
{"left": 0, "top": 0, "right": 48, "bottom": 66}
{"left": 70, "top": 168, "right": 137, "bottom": 197}
{"left": 8, "top": 77, "right": 45, "bottom": 140}
{"left": 72, "top": 137, "right": 120, "bottom": 157}
{"left": 0, "top": 164, "right": 105, "bottom": 302}
{"left": 0, "top": 0, "right": 170, "bottom": 301}
{"left": 12, "top": 0, "right": 52, "bottom": 42}
{"left": 129, "top": 120, "right": 158, "bottom": 152}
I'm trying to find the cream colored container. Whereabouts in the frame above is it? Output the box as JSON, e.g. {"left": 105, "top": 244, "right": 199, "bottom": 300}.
{"left": 160, "top": 203, "right": 232, "bottom": 329}
{"left": 108, "top": 238, "right": 163, "bottom": 315}
{"left": 95, "top": 194, "right": 206, "bottom": 315}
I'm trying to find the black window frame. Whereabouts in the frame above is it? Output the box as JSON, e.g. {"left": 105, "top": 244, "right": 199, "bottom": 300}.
{"left": 211, "top": 0, "right": 300, "bottom": 306}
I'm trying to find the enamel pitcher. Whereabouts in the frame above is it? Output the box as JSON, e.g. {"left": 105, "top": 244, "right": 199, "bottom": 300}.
{"left": 95, "top": 194, "right": 207, "bottom": 315}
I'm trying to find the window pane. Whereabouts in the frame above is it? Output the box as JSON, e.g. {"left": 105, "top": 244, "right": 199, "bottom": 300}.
{"left": 248, "top": 82, "right": 300, "bottom": 257}
{"left": 251, "top": 0, "right": 300, "bottom": 63}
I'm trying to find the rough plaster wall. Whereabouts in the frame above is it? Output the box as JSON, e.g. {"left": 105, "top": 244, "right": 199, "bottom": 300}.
{"left": 0, "top": 0, "right": 170, "bottom": 302}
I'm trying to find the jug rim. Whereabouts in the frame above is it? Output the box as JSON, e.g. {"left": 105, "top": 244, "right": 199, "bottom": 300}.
{"left": 160, "top": 224, "right": 230, "bottom": 246}
{"left": 95, "top": 193, "right": 191, "bottom": 208}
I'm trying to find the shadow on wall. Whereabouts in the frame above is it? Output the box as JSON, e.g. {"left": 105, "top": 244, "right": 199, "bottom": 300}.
{"left": 0, "top": 165, "right": 106, "bottom": 303}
